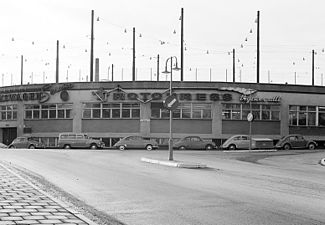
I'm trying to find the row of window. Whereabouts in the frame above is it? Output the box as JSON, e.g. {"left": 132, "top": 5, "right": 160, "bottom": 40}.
{"left": 0, "top": 103, "right": 323, "bottom": 127}
{"left": 25, "top": 104, "right": 72, "bottom": 119}
{"left": 0, "top": 105, "right": 17, "bottom": 121}
{"left": 151, "top": 102, "right": 211, "bottom": 119}
{"left": 82, "top": 103, "right": 140, "bottom": 119}
{"left": 289, "top": 105, "right": 325, "bottom": 126}
{"left": 222, "top": 103, "right": 280, "bottom": 121}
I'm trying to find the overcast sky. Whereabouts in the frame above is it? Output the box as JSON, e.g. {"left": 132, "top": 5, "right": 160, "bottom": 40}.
{"left": 0, "top": 0, "right": 325, "bottom": 86}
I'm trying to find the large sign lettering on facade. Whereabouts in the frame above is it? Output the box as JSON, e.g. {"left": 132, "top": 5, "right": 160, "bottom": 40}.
{"left": 240, "top": 95, "right": 281, "bottom": 103}
{"left": 0, "top": 83, "right": 73, "bottom": 103}
{"left": 0, "top": 92, "right": 50, "bottom": 103}
{"left": 92, "top": 89, "right": 233, "bottom": 103}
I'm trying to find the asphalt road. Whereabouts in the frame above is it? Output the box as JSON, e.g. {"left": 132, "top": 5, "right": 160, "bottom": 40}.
{"left": 1, "top": 149, "right": 325, "bottom": 225}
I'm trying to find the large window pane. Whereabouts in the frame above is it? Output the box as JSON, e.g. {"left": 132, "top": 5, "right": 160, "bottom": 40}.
{"left": 308, "top": 112, "right": 316, "bottom": 126}
{"left": 112, "top": 109, "right": 120, "bottom": 118}
{"left": 319, "top": 112, "right": 325, "bottom": 126}
{"left": 83, "top": 109, "right": 91, "bottom": 118}
{"left": 298, "top": 112, "right": 307, "bottom": 125}
{"left": 41, "top": 110, "right": 48, "bottom": 119}
{"left": 122, "top": 109, "right": 131, "bottom": 118}
{"left": 289, "top": 111, "right": 297, "bottom": 125}
{"left": 102, "top": 109, "right": 110, "bottom": 118}
{"left": 92, "top": 109, "right": 101, "bottom": 118}
{"left": 58, "top": 110, "right": 65, "bottom": 118}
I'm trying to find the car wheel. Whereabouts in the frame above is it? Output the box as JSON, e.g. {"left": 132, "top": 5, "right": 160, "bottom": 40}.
{"left": 308, "top": 143, "right": 316, "bottom": 150}
{"left": 179, "top": 146, "right": 186, "bottom": 150}
{"left": 228, "top": 144, "right": 236, "bottom": 150}
{"left": 205, "top": 144, "right": 213, "bottom": 150}
{"left": 283, "top": 143, "right": 291, "bottom": 150}
{"left": 64, "top": 144, "right": 71, "bottom": 149}
{"left": 90, "top": 144, "right": 98, "bottom": 149}
{"left": 119, "top": 145, "right": 125, "bottom": 151}
{"left": 28, "top": 145, "right": 35, "bottom": 149}
{"left": 146, "top": 145, "right": 153, "bottom": 151}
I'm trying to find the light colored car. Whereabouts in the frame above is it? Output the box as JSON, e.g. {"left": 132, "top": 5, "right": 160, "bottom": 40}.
{"left": 275, "top": 134, "right": 317, "bottom": 150}
{"left": 0, "top": 143, "right": 8, "bottom": 148}
{"left": 173, "top": 136, "right": 216, "bottom": 150}
{"left": 8, "top": 137, "right": 45, "bottom": 149}
{"left": 58, "top": 133, "right": 105, "bottom": 149}
{"left": 113, "top": 136, "right": 158, "bottom": 151}
{"left": 220, "top": 135, "right": 274, "bottom": 150}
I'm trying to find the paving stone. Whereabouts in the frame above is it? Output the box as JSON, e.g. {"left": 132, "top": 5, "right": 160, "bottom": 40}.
{"left": 0, "top": 216, "right": 23, "bottom": 220}
{"left": 16, "top": 220, "right": 39, "bottom": 224}
{"left": 0, "top": 221, "right": 15, "bottom": 224}
{"left": 0, "top": 165, "right": 94, "bottom": 225}
{"left": 9, "top": 212, "right": 30, "bottom": 217}
{"left": 39, "top": 219, "right": 62, "bottom": 223}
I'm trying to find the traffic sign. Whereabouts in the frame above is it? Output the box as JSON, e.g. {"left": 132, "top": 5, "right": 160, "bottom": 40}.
{"left": 163, "top": 94, "right": 179, "bottom": 110}
{"left": 247, "top": 112, "right": 254, "bottom": 122}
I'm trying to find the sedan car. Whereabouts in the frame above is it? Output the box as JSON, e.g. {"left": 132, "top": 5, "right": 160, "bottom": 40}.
{"left": 8, "top": 136, "right": 45, "bottom": 149}
{"left": 173, "top": 136, "right": 216, "bottom": 150}
{"left": 220, "top": 135, "right": 274, "bottom": 150}
{"left": 113, "top": 136, "right": 158, "bottom": 151}
{"left": 275, "top": 134, "right": 317, "bottom": 150}
{"left": 0, "top": 143, "right": 8, "bottom": 148}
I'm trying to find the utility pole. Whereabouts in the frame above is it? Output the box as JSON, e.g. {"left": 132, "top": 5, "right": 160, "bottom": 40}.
{"left": 111, "top": 64, "right": 114, "bottom": 81}
{"left": 56, "top": 40, "right": 59, "bottom": 83}
{"left": 312, "top": 49, "right": 315, "bottom": 86}
{"left": 233, "top": 49, "right": 235, "bottom": 82}
{"left": 256, "top": 10, "right": 260, "bottom": 83}
{"left": 132, "top": 27, "right": 136, "bottom": 81}
{"left": 21, "top": 55, "right": 23, "bottom": 85}
{"left": 225, "top": 69, "right": 227, "bottom": 82}
{"left": 90, "top": 10, "right": 94, "bottom": 82}
{"left": 157, "top": 54, "right": 160, "bottom": 81}
{"left": 180, "top": 8, "right": 184, "bottom": 81}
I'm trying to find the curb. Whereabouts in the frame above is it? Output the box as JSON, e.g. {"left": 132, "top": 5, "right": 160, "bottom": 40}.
{"left": 141, "top": 157, "right": 207, "bottom": 168}
{"left": 0, "top": 162, "right": 98, "bottom": 225}
{"left": 223, "top": 149, "right": 278, "bottom": 153}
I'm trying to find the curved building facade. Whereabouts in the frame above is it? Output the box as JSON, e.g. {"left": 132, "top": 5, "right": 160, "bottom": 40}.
{"left": 1, "top": 81, "right": 325, "bottom": 148}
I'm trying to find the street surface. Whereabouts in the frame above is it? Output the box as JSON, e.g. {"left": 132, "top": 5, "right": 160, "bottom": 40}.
{"left": 0, "top": 149, "right": 325, "bottom": 225}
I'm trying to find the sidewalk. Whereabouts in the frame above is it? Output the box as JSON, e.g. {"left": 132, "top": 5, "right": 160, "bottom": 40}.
{"left": 0, "top": 163, "right": 96, "bottom": 225}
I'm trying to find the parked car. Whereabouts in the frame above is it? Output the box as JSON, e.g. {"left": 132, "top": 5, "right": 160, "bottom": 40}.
{"left": 173, "top": 136, "right": 216, "bottom": 150}
{"left": 113, "top": 136, "right": 158, "bottom": 151}
{"left": 0, "top": 143, "right": 8, "bottom": 148}
{"left": 275, "top": 134, "right": 317, "bottom": 150}
{"left": 8, "top": 137, "right": 45, "bottom": 149}
{"left": 58, "top": 133, "right": 105, "bottom": 149}
{"left": 220, "top": 135, "right": 274, "bottom": 150}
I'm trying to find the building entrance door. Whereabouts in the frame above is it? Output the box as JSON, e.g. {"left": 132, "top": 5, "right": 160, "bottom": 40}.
{"left": 2, "top": 127, "right": 17, "bottom": 146}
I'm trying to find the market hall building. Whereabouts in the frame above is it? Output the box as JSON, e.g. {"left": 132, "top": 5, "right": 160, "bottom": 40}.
{"left": 0, "top": 81, "right": 325, "bottom": 148}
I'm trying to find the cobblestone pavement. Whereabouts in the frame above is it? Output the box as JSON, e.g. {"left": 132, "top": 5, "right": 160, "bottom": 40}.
{"left": 0, "top": 164, "right": 96, "bottom": 225}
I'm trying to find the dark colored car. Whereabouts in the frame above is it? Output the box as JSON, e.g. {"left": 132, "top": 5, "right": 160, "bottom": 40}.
{"left": 173, "top": 136, "right": 216, "bottom": 150}
{"left": 8, "top": 137, "right": 45, "bottom": 149}
{"left": 113, "top": 136, "right": 159, "bottom": 151}
{"left": 275, "top": 134, "right": 317, "bottom": 150}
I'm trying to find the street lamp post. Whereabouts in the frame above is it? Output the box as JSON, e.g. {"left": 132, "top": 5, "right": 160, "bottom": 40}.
{"left": 162, "top": 56, "right": 180, "bottom": 161}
